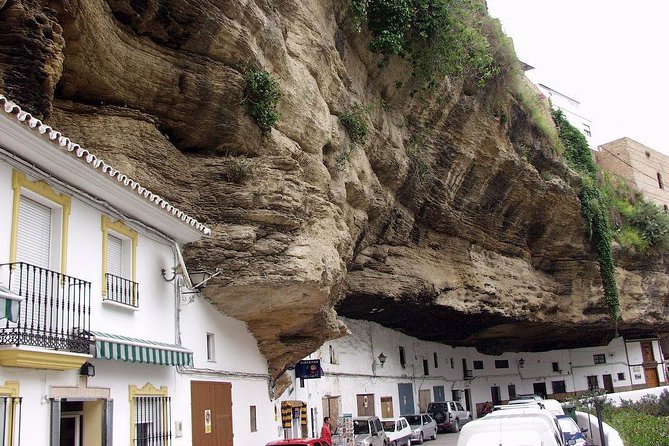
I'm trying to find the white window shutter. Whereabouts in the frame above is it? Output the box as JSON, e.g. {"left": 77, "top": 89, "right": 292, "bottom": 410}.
{"left": 107, "top": 234, "right": 123, "bottom": 277}
{"left": 16, "top": 196, "right": 52, "bottom": 269}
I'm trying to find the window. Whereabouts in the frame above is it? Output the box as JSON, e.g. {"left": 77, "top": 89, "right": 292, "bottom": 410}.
{"left": 450, "top": 357, "right": 454, "bottom": 369}
{"left": 551, "top": 380, "right": 566, "bottom": 394}
{"left": 617, "top": 372, "right": 625, "bottom": 381}
{"left": 587, "top": 375, "right": 599, "bottom": 390}
{"left": 552, "top": 362, "right": 560, "bottom": 372}
{"left": 250, "top": 405, "right": 257, "bottom": 432}
{"left": 433, "top": 352, "right": 438, "bottom": 369}
{"left": 102, "top": 216, "right": 138, "bottom": 307}
{"left": 593, "top": 354, "right": 606, "bottom": 365}
{"left": 494, "top": 360, "right": 509, "bottom": 369}
{"left": 329, "top": 345, "right": 337, "bottom": 364}
{"left": 0, "top": 382, "right": 21, "bottom": 445}
{"left": 10, "top": 170, "right": 71, "bottom": 272}
{"left": 583, "top": 124, "right": 591, "bottom": 137}
{"left": 451, "top": 389, "right": 460, "bottom": 401}
{"left": 508, "top": 384, "right": 516, "bottom": 400}
{"left": 473, "top": 360, "right": 483, "bottom": 370}
{"left": 658, "top": 172, "right": 664, "bottom": 190}
{"left": 399, "top": 346, "right": 406, "bottom": 368}
{"left": 206, "top": 333, "right": 216, "bottom": 361}
{"left": 423, "top": 359, "right": 429, "bottom": 376}
{"left": 130, "top": 384, "right": 172, "bottom": 446}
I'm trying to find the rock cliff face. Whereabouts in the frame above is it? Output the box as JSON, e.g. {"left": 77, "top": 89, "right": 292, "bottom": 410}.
{"left": 2, "top": 0, "right": 668, "bottom": 385}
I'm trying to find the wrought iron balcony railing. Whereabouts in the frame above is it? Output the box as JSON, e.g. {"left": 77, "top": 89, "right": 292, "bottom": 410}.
{"left": 0, "top": 262, "right": 91, "bottom": 354}
{"left": 105, "top": 273, "right": 139, "bottom": 308}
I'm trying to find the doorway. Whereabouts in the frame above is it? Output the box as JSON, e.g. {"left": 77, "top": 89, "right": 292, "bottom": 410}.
{"left": 418, "top": 390, "right": 431, "bottom": 413}
{"left": 490, "top": 387, "right": 501, "bottom": 406}
{"left": 602, "top": 375, "right": 614, "bottom": 393}
{"left": 644, "top": 367, "right": 660, "bottom": 388}
{"left": 356, "top": 394, "right": 375, "bottom": 416}
{"left": 191, "top": 381, "right": 233, "bottom": 446}
{"left": 463, "top": 389, "right": 472, "bottom": 413}
{"left": 433, "top": 386, "right": 445, "bottom": 402}
{"left": 397, "top": 384, "right": 415, "bottom": 415}
{"left": 60, "top": 401, "right": 83, "bottom": 446}
{"left": 533, "top": 382, "right": 547, "bottom": 399}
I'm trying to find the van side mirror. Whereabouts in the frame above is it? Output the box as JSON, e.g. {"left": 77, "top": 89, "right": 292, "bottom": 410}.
{"left": 581, "top": 428, "right": 588, "bottom": 433}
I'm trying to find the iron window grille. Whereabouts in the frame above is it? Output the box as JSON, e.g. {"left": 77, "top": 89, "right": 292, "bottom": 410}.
{"left": 134, "top": 396, "right": 172, "bottom": 446}
{"left": 494, "top": 360, "right": 509, "bottom": 369}
{"left": 105, "top": 273, "right": 139, "bottom": 307}
{"left": 593, "top": 354, "right": 606, "bottom": 365}
{"left": 0, "top": 396, "right": 21, "bottom": 446}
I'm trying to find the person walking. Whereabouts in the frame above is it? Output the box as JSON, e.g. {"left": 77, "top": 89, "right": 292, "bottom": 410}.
{"left": 320, "top": 416, "right": 332, "bottom": 446}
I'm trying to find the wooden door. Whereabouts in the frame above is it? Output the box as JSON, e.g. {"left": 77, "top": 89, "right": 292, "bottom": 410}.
{"left": 641, "top": 342, "right": 656, "bottom": 363}
{"left": 356, "top": 394, "right": 375, "bottom": 416}
{"left": 433, "top": 386, "right": 445, "bottom": 402}
{"left": 380, "top": 397, "right": 393, "bottom": 418}
{"left": 490, "top": 386, "right": 501, "bottom": 405}
{"left": 419, "top": 389, "right": 431, "bottom": 413}
{"left": 191, "top": 381, "right": 233, "bottom": 446}
{"left": 602, "top": 374, "right": 614, "bottom": 393}
{"left": 644, "top": 367, "right": 660, "bottom": 388}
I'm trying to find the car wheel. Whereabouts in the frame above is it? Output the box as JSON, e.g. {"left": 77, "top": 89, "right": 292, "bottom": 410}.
{"left": 418, "top": 432, "right": 424, "bottom": 445}
{"left": 431, "top": 429, "right": 437, "bottom": 440}
{"left": 407, "top": 439, "right": 411, "bottom": 446}
{"left": 452, "top": 419, "right": 460, "bottom": 433}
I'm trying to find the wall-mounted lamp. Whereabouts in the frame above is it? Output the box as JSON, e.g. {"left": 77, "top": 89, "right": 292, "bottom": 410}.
{"left": 188, "top": 269, "right": 222, "bottom": 290}
{"left": 378, "top": 352, "right": 387, "bottom": 368}
{"left": 161, "top": 266, "right": 180, "bottom": 282}
{"left": 80, "top": 362, "right": 95, "bottom": 377}
{"left": 518, "top": 358, "right": 525, "bottom": 368}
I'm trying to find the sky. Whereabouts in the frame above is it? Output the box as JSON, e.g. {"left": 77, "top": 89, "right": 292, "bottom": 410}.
{"left": 486, "top": 0, "right": 669, "bottom": 154}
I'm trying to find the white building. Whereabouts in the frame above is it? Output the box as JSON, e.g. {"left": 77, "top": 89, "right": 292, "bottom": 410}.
{"left": 535, "top": 82, "right": 594, "bottom": 149}
{"left": 279, "top": 318, "right": 666, "bottom": 437}
{"left": 0, "top": 95, "right": 279, "bottom": 446}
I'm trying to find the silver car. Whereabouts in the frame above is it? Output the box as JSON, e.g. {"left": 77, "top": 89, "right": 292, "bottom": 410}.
{"left": 403, "top": 414, "right": 437, "bottom": 444}
{"left": 352, "top": 416, "right": 388, "bottom": 446}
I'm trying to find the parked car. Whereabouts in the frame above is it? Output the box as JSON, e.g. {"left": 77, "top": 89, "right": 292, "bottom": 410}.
{"left": 352, "top": 416, "right": 388, "bottom": 446}
{"left": 427, "top": 401, "right": 472, "bottom": 433}
{"left": 457, "top": 411, "right": 565, "bottom": 446}
{"left": 404, "top": 414, "right": 437, "bottom": 444}
{"left": 266, "top": 439, "right": 330, "bottom": 446}
{"left": 381, "top": 417, "right": 412, "bottom": 446}
{"left": 556, "top": 415, "right": 589, "bottom": 446}
{"left": 511, "top": 394, "right": 544, "bottom": 401}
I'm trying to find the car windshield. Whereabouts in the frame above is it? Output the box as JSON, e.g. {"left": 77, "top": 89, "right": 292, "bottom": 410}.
{"left": 404, "top": 416, "right": 421, "bottom": 426}
{"left": 427, "top": 403, "right": 444, "bottom": 411}
{"left": 381, "top": 421, "right": 396, "bottom": 431}
{"left": 353, "top": 420, "right": 370, "bottom": 435}
{"left": 557, "top": 417, "right": 580, "bottom": 434}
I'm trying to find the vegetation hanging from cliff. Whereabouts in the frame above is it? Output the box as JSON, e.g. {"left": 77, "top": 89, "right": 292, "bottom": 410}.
{"left": 350, "top": 0, "right": 498, "bottom": 87}
{"left": 340, "top": 104, "right": 369, "bottom": 145}
{"left": 553, "top": 109, "right": 619, "bottom": 323}
{"left": 601, "top": 174, "right": 669, "bottom": 253}
{"left": 243, "top": 70, "right": 282, "bottom": 133}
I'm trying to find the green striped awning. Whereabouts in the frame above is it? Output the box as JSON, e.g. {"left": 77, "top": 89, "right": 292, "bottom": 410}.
{"left": 0, "top": 285, "right": 23, "bottom": 323}
{"left": 90, "top": 330, "right": 193, "bottom": 366}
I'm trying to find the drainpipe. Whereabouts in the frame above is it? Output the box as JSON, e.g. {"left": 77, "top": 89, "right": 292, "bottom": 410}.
{"left": 623, "top": 338, "right": 633, "bottom": 390}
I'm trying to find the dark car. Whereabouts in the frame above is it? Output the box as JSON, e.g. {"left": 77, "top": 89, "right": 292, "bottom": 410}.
{"left": 556, "top": 415, "right": 589, "bottom": 446}
{"left": 426, "top": 401, "right": 471, "bottom": 433}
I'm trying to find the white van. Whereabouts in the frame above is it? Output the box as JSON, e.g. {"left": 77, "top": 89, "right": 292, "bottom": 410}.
{"left": 456, "top": 412, "right": 565, "bottom": 446}
{"left": 506, "top": 399, "right": 565, "bottom": 416}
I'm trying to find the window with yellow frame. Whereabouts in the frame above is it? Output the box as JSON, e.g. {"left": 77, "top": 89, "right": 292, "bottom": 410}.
{"left": 101, "top": 216, "right": 138, "bottom": 307}
{"left": 129, "top": 383, "right": 171, "bottom": 445}
{"left": 0, "top": 381, "right": 21, "bottom": 446}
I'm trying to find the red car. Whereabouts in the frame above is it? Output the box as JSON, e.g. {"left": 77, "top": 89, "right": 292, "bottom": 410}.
{"left": 266, "top": 439, "right": 330, "bottom": 446}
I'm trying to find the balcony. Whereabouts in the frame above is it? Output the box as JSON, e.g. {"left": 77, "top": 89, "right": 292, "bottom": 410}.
{"left": 0, "top": 262, "right": 91, "bottom": 370}
{"left": 105, "top": 273, "right": 139, "bottom": 308}
{"left": 463, "top": 369, "right": 474, "bottom": 380}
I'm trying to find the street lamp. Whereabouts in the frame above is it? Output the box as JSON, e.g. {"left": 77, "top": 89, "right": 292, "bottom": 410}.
{"left": 518, "top": 358, "right": 525, "bottom": 368}
{"left": 378, "top": 352, "right": 387, "bottom": 368}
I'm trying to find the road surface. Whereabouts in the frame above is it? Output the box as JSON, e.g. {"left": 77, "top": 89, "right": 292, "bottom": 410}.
{"left": 422, "top": 431, "right": 459, "bottom": 446}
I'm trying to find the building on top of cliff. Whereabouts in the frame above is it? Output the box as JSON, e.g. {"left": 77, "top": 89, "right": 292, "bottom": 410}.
{"left": 536, "top": 83, "right": 594, "bottom": 149}
{"left": 595, "top": 137, "right": 669, "bottom": 211}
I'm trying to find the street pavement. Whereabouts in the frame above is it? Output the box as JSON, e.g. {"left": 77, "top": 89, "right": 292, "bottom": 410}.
{"left": 424, "top": 431, "right": 459, "bottom": 446}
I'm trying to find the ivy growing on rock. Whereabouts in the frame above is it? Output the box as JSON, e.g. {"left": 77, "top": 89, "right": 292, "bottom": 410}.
{"left": 243, "top": 70, "right": 282, "bottom": 134}
{"left": 340, "top": 104, "right": 369, "bottom": 145}
{"left": 553, "top": 109, "right": 620, "bottom": 325}
{"left": 349, "top": 0, "right": 498, "bottom": 88}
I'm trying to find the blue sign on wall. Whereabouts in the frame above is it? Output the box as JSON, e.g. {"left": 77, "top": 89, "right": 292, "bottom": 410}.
{"left": 295, "top": 359, "right": 322, "bottom": 379}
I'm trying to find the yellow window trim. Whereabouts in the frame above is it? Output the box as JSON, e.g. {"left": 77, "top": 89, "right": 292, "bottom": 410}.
{"left": 129, "top": 383, "right": 169, "bottom": 445}
{"left": 0, "top": 381, "right": 19, "bottom": 398}
{"left": 9, "top": 170, "right": 71, "bottom": 274}
{"left": 101, "top": 215, "right": 138, "bottom": 298}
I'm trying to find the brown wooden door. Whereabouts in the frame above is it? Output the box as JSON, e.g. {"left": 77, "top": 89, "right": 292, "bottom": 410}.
{"left": 191, "top": 381, "right": 233, "bottom": 446}
{"left": 644, "top": 367, "right": 660, "bottom": 388}
{"left": 602, "top": 374, "right": 614, "bottom": 393}
{"left": 380, "top": 397, "right": 394, "bottom": 418}
{"left": 356, "top": 394, "right": 375, "bottom": 416}
{"left": 641, "top": 342, "right": 656, "bottom": 363}
{"left": 419, "top": 390, "right": 431, "bottom": 413}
